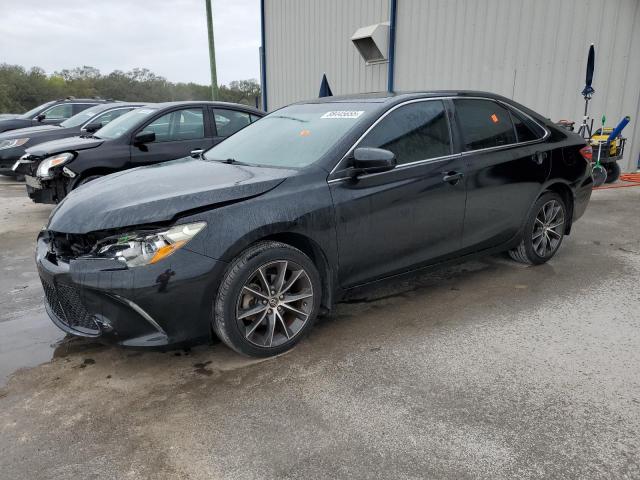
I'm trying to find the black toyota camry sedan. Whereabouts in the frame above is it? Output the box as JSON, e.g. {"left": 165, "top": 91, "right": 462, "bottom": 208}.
{"left": 2, "top": 102, "right": 144, "bottom": 177}
{"left": 37, "top": 91, "right": 592, "bottom": 356}
{"left": 18, "top": 101, "right": 264, "bottom": 203}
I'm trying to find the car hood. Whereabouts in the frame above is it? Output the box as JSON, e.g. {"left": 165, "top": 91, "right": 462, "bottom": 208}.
{"left": 0, "top": 125, "right": 62, "bottom": 139}
{"left": 0, "top": 114, "right": 20, "bottom": 120}
{"left": 0, "top": 118, "right": 32, "bottom": 132}
{"left": 48, "top": 157, "right": 295, "bottom": 234}
{"left": 24, "top": 136, "right": 104, "bottom": 157}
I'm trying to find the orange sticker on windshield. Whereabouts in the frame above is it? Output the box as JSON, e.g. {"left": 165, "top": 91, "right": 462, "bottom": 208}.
{"left": 299, "top": 129, "right": 311, "bottom": 137}
{"left": 490, "top": 113, "right": 499, "bottom": 123}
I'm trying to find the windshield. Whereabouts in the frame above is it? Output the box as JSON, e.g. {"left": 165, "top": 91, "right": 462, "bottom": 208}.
{"left": 203, "top": 103, "right": 376, "bottom": 168}
{"left": 94, "top": 107, "right": 157, "bottom": 139}
{"left": 60, "top": 105, "right": 105, "bottom": 128}
{"left": 19, "top": 101, "right": 56, "bottom": 119}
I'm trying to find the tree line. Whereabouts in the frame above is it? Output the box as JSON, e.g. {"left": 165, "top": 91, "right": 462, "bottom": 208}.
{"left": 0, "top": 64, "right": 261, "bottom": 114}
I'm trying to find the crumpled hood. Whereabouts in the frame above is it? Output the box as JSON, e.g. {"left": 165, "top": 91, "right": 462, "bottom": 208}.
{"left": 25, "top": 135, "right": 104, "bottom": 158}
{"left": 0, "top": 125, "right": 61, "bottom": 139}
{"left": 48, "top": 157, "right": 295, "bottom": 234}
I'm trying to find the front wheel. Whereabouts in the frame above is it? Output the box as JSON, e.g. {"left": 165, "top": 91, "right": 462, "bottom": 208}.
{"left": 73, "top": 175, "right": 102, "bottom": 189}
{"left": 509, "top": 192, "right": 567, "bottom": 265}
{"left": 213, "top": 241, "right": 322, "bottom": 357}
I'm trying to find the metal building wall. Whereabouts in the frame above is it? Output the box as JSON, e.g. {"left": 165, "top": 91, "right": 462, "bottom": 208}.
{"left": 263, "top": 0, "right": 388, "bottom": 111}
{"left": 393, "top": 0, "right": 640, "bottom": 172}
{"left": 264, "top": 0, "right": 640, "bottom": 171}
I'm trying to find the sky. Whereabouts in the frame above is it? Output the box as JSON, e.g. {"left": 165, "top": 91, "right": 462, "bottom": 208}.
{"left": 0, "top": 0, "right": 261, "bottom": 86}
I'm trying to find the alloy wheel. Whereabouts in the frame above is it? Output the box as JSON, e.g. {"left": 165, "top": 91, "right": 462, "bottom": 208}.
{"left": 532, "top": 199, "right": 565, "bottom": 258}
{"left": 235, "top": 260, "right": 314, "bottom": 348}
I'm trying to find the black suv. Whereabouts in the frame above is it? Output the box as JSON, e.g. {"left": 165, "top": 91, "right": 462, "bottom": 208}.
{"left": 0, "top": 97, "right": 114, "bottom": 133}
{"left": 2, "top": 103, "right": 145, "bottom": 177}
{"left": 19, "top": 101, "right": 264, "bottom": 203}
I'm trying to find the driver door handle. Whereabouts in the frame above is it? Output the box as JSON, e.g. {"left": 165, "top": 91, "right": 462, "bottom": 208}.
{"left": 442, "top": 171, "right": 464, "bottom": 184}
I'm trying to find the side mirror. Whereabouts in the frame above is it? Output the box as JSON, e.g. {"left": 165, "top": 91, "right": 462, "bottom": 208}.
{"left": 82, "top": 122, "right": 102, "bottom": 133}
{"left": 36, "top": 113, "right": 46, "bottom": 122}
{"left": 134, "top": 131, "right": 156, "bottom": 145}
{"left": 351, "top": 147, "right": 396, "bottom": 176}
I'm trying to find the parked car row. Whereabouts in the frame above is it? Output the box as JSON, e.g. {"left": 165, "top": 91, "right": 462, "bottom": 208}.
{"left": 25, "top": 90, "right": 593, "bottom": 357}
{"left": 0, "top": 101, "right": 145, "bottom": 177}
{"left": 0, "top": 97, "right": 114, "bottom": 134}
{"left": 1, "top": 100, "right": 264, "bottom": 202}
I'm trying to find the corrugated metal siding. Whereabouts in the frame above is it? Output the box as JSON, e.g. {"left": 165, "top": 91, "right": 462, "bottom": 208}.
{"left": 264, "top": 0, "right": 389, "bottom": 110}
{"left": 264, "top": 0, "right": 640, "bottom": 171}
{"left": 394, "top": 0, "right": 640, "bottom": 171}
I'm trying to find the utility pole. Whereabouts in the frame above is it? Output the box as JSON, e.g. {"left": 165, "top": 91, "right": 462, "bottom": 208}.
{"left": 205, "top": 0, "right": 218, "bottom": 100}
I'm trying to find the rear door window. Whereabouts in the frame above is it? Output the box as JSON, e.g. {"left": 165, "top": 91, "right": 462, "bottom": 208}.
{"left": 359, "top": 100, "right": 452, "bottom": 165}
{"left": 72, "top": 103, "right": 97, "bottom": 115}
{"left": 454, "top": 99, "right": 516, "bottom": 151}
{"left": 144, "top": 108, "right": 205, "bottom": 142}
{"left": 214, "top": 109, "right": 251, "bottom": 137}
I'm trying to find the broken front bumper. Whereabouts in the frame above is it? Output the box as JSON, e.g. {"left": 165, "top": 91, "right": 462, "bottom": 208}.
{"left": 36, "top": 233, "right": 226, "bottom": 347}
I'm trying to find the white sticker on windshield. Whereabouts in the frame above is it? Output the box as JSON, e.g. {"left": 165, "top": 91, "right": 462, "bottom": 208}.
{"left": 321, "top": 111, "right": 364, "bottom": 119}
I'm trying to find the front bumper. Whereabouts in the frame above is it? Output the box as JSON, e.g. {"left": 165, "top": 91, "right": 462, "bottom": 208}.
{"left": 36, "top": 233, "right": 227, "bottom": 346}
{"left": 25, "top": 175, "right": 65, "bottom": 204}
{"left": 0, "top": 148, "right": 24, "bottom": 175}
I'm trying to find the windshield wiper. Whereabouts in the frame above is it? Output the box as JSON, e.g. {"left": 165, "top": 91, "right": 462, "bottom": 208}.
{"left": 269, "top": 115, "right": 308, "bottom": 123}
{"left": 208, "top": 157, "right": 251, "bottom": 166}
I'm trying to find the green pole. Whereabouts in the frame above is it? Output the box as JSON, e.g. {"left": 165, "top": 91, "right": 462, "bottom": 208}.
{"left": 205, "top": 0, "right": 218, "bottom": 100}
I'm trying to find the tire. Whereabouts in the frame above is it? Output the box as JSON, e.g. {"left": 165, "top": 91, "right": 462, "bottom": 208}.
{"left": 74, "top": 175, "right": 102, "bottom": 189}
{"left": 213, "top": 241, "right": 322, "bottom": 357}
{"left": 509, "top": 192, "right": 567, "bottom": 265}
{"left": 604, "top": 162, "right": 621, "bottom": 183}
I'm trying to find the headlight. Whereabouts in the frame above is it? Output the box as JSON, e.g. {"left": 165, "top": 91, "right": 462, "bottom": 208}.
{"left": 95, "top": 222, "right": 207, "bottom": 267}
{"left": 0, "top": 138, "right": 29, "bottom": 150}
{"left": 36, "top": 152, "right": 74, "bottom": 179}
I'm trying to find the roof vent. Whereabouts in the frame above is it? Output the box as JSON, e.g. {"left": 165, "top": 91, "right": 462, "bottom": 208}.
{"left": 351, "top": 22, "right": 390, "bottom": 64}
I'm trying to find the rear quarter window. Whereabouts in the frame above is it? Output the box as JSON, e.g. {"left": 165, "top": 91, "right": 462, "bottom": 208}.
{"left": 509, "top": 109, "right": 546, "bottom": 142}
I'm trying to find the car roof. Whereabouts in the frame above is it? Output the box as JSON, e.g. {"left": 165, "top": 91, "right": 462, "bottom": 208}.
{"left": 55, "top": 97, "right": 117, "bottom": 103}
{"left": 295, "top": 90, "right": 516, "bottom": 105}
{"left": 85, "top": 102, "right": 150, "bottom": 112}
{"left": 291, "top": 90, "right": 552, "bottom": 126}
{"left": 150, "top": 101, "right": 264, "bottom": 116}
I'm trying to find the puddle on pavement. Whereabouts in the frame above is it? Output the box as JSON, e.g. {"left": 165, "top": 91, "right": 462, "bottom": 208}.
{"left": 0, "top": 309, "right": 66, "bottom": 387}
{"left": 0, "top": 308, "right": 276, "bottom": 389}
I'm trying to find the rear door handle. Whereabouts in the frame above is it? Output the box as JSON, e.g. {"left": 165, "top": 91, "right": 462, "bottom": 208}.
{"left": 532, "top": 151, "right": 547, "bottom": 165}
{"left": 442, "top": 171, "right": 464, "bottom": 184}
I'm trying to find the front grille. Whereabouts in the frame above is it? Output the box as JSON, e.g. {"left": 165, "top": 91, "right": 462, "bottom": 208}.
{"left": 41, "top": 277, "right": 100, "bottom": 334}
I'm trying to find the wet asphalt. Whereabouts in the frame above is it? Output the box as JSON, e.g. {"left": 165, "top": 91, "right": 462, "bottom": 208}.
{"left": 0, "top": 176, "right": 639, "bottom": 479}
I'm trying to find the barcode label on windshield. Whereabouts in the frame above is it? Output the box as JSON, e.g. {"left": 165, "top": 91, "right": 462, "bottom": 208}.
{"left": 321, "top": 111, "right": 364, "bottom": 119}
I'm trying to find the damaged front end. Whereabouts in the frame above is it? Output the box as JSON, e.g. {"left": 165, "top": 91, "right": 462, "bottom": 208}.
{"left": 36, "top": 223, "right": 225, "bottom": 347}
{"left": 16, "top": 152, "right": 76, "bottom": 204}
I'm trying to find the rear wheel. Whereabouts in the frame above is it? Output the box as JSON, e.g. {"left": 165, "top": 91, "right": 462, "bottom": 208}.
{"left": 509, "top": 192, "right": 567, "bottom": 265}
{"left": 213, "top": 241, "right": 321, "bottom": 357}
{"left": 604, "top": 162, "right": 621, "bottom": 183}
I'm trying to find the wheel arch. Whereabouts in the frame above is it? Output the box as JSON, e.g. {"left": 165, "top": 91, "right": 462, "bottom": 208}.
{"left": 219, "top": 229, "right": 334, "bottom": 314}
{"left": 70, "top": 167, "right": 115, "bottom": 189}
{"left": 543, "top": 181, "right": 574, "bottom": 234}
{"left": 260, "top": 232, "right": 334, "bottom": 313}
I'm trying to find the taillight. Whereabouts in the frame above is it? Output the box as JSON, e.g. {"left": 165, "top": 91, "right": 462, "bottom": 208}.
{"left": 579, "top": 145, "right": 593, "bottom": 162}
